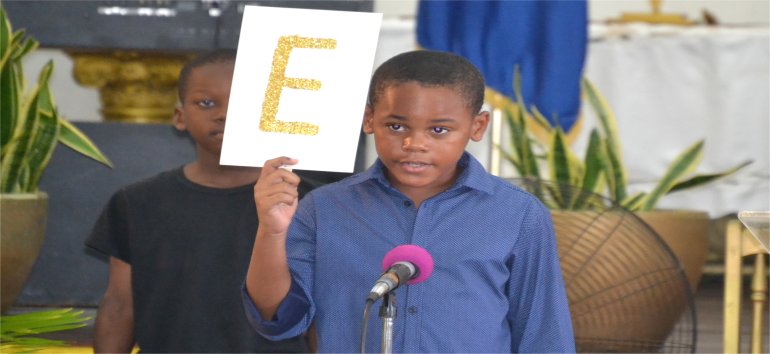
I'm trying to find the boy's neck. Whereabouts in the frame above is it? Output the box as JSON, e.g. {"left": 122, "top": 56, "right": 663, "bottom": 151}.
{"left": 184, "top": 160, "right": 261, "bottom": 189}
{"left": 388, "top": 167, "right": 463, "bottom": 209}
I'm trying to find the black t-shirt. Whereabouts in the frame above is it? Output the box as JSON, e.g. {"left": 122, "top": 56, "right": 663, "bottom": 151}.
{"left": 87, "top": 167, "right": 313, "bottom": 353}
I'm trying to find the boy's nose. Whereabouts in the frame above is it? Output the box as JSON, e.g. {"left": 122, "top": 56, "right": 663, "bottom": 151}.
{"left": 215, "top": 104, "right": 228, "bottom": 123}
{"left": 402, "top": 134, "right": 428, "bottom": 152}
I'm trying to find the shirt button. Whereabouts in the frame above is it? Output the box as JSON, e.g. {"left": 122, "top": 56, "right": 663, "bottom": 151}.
{"left": 403, "top": 200, "right": 412, "bottom": 207}
{"left": 408, "top": 306, "right": 418, "bottom": 314}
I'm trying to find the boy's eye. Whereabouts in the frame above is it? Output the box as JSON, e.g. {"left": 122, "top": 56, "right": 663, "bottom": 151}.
{"left": 196, "top": 99, "right": 215, "bottom": 108}
{"left": 387, "top": 123, "right": 404, "bottom": 132}
{"left": 432, "top": 127, "right": 449, "bottom": 134}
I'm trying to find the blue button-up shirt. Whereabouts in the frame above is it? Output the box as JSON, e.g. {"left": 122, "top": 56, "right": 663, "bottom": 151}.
{"left": 243, "top": 153, "right": 574, "bottom": 353}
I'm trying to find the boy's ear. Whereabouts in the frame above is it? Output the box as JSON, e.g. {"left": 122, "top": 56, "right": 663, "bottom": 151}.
{"left": 172, "top": 106, "right": 187, "bottom": 132}
{"left": 470, "top": 111, "right": 490, "bottom": 142}
{"left": 362, "top": 105, "right": 374, "bottom": 135}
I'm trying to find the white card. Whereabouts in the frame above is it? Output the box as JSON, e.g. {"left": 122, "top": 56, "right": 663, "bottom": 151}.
{"left": 220, "top": 5, "right": 382, "bottom": 172}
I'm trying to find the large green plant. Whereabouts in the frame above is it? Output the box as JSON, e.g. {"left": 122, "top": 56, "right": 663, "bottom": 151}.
{"left": 502, "top": 69, "right": 750, "bottom": 211}
{"left": 0, "top": 8, "right": 111, "bottom": 194}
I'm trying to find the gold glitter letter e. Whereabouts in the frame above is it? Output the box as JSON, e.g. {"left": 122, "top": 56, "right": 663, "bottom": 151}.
{"left": 260, "top": 35, "right": 336, "bottom": 135}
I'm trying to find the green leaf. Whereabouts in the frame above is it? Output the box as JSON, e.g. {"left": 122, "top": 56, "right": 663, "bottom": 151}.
{"left": 580, "top": 129, "right": 606, "bottom": 194}
{"left": 548, "top": 127, "right": 572, "bottom": 188}
{"left": 530, "top": 105, "right": 554, "bottom": 132}
{"left": 669, "top": 160, "right": 752, "bottom": 193}
{"left": 620, "top": 191, "right": 647, "bottom": 211}
{"left": 572, "top": 129, "right": 607, "bottom": 209}
{"left": 58, "top": 119, "right": 113, "bottom": 168}
{"left": 509, "top": 69, "right": 540, "bottom": 179}
{"left": 1, "top": 308, "right": 90, "bottom": 352}
{"left": 497, "top": 143, "right": 523, "bottom": 174}
{"left": 583, "top": 79, "right": 627, "bottom": 202}
{"left": 25, "top": 107, "right": 60, "bottom": 192}
{"left": 1, "top": 61, "right": 19, "bottom": 154}
{"left": 0, "top": 8, "right": 10, "bottom": 67}
{"left": 1, "top": 90, "right": 40, "bottom": 193}
{"left": 638, "top": 140, "right": 705, "bottom": 211}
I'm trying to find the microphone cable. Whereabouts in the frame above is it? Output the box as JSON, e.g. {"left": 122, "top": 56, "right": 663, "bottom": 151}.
{"left": 359, "top": 298, "right": 374, "bottom": 353}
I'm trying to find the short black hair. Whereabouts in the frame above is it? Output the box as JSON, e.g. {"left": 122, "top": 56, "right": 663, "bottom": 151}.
{"left": 367, "top": 50, "right": 485, "bottom": 114}
{"left": 177, "top": 49, "right": 237, "bottom": 101}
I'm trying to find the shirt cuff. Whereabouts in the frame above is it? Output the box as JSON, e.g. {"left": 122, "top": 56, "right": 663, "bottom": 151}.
{"left": 241, "top": 278, "right": 311, "bottom": 340}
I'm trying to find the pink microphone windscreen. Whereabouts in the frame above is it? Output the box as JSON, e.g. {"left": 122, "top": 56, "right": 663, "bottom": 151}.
{"left": 381, "top": 245, "right": 434, "bottom": 284}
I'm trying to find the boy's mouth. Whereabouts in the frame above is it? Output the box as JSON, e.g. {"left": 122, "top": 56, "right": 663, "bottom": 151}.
{"left": 399, "top": 160, "right": 430, "bottom": 173}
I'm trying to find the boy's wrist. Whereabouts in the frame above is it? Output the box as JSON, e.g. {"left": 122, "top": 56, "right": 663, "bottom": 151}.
{"left": 257, "top": 227, "right": 288, "bottom": 242}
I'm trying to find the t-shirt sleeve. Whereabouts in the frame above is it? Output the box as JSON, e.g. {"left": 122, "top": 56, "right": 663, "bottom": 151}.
{"left": 85, "top": 189, "right": 132, "bottom": 264}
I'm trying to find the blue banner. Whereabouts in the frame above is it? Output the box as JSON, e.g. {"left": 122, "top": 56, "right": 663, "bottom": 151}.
{"left": 416, "top": 0, "right": 587, "bottom": 132}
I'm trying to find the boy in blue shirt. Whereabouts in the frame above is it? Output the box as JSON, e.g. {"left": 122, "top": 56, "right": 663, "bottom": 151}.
{"left": 244, "top": 50, "right": 575, "bottom": 352}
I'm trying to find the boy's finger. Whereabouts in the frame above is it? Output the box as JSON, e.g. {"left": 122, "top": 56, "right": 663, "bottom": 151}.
{"left": 263, "top": 157, "right": 298, "bottom": 173}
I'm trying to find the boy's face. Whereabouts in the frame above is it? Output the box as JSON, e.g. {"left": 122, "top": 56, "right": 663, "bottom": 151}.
{"left": 363, "top": 82, "right": 489, "bottom": 200}
{"left": 173, "top": 60, "right": 234, "bottom": 158}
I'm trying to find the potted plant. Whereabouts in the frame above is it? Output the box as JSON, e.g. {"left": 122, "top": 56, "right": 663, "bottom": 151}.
{"left": 0, "top": 8, "right": 112, "bottom": 313}
{"left": 501, "top": 69, "right": 749, "bottom": 287}
{"left": 499, "top": 69, "right": 750, "bottom": 351}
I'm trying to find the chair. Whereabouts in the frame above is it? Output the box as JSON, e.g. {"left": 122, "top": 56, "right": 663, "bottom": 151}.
{"left": 723, "top": 212, "right": 769, "bottom": 353}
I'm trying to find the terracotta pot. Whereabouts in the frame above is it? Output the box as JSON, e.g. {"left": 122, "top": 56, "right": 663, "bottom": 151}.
{"left": 1, "top": 193, "right": 48, "bottom": 313}
{"left": 551, "top": 210, "right": 693, "bottom": 352}
{"left": 635, "top": 210, "right": 710, "bottom": 292}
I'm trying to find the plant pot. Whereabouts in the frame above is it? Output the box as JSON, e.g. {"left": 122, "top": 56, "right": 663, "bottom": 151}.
{"left": 1, "top": 192, "right": 48, "bottom": 313}
{"left": 635, "top": 210, "right": 710, "bottom": 292}
{"left": 551, "top": 210, "right": 693, "bottom": 352}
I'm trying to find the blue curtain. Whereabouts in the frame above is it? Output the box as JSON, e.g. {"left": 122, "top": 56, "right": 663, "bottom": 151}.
{"left": 416, "top": 0, "right": 587, "bottom": 132}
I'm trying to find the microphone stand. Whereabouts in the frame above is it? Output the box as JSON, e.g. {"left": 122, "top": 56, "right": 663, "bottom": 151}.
{"left": 379, "top": 292, "right": 396, "bottom": 354}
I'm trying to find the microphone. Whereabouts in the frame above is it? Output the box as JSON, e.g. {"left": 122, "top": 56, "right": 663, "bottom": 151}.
{"left": 367, "top": 245, "right": 434, "bottom": 302}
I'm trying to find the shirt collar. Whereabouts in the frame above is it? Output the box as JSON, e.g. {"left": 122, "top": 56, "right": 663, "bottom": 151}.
{"left": 349, "top": 152, "right": 495, "bottom": 195}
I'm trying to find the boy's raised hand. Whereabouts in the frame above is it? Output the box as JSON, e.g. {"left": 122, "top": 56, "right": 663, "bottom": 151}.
{"left": 254, "top": 157, "right": 300, "bottom": 237}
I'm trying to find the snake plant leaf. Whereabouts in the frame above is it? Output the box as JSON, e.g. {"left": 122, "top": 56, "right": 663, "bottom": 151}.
{"left": 581, "top": 129, "right": 606, "bottom": 194}
{"left": 543, "top": 183, "right": 565, "bottom": 209}
{"left": 637, "top": 140, "right": 705, "bottom": 211}
{"left": 0, "top": 59, "right": 18, "bottom": 152}
{"left": 504, "top": 104, "right": 538, "bottom": 178}
{"left": 11, "top": 32, "right": 37, "bottom": 63}
{"left": 1, "top": 88, "right": 40, "bottom": 193}
{"left": 571, "top": 129, "right": 607, "bottom": 209}
{"left": 530, "top": 105, "right": 554, "bottom": 132}
{"left": 0, "top": 9, "right": 9, "bottom": 61}
{"left": 510, "top": 69, "right": 540, "bottom": 178}
{"left": 25, "top": 83, "right": 60, "bottom": 191}
{"left": 58, "top": 119, "right": 113, "bottom": 168}
{"left": 668, "top": 160, "right": 752, "bottom": 194}
{"left": 621, "top": 191, "right": 647, "bottom": 211}
{"left": 548, "top": 127, "right": 572, "bottom": 188}
{"left": 498, "top": 143, "right": 523, "bottom": 173}
{"left": 583, "top": 78, "right": 627, "bottom": 202}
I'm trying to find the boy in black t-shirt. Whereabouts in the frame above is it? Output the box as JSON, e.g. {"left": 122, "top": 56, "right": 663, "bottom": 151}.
{"left": 87, "top": 50, "right": 312, "bottom": 353}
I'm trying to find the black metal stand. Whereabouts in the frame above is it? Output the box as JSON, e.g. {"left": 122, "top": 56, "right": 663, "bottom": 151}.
{"left": 379, "top": 293, "right": 396, "bottom": 354}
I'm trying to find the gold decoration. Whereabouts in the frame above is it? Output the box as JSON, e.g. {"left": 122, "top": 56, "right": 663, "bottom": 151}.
{"left": 69, "top": 51, "right": 192, "bottom": 123}
{"left": 618, "top": 0, "right": 691, "bottom": 26}
{"left": 260, "top": 35, "right": 337, "bottom": 136}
